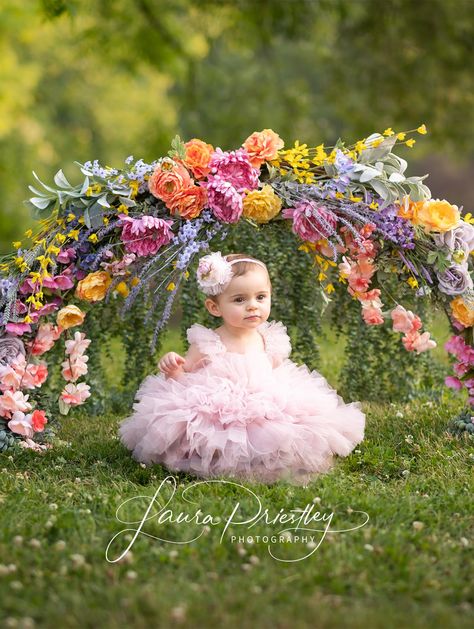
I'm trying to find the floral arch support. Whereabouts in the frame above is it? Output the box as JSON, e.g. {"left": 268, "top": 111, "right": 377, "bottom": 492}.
{"left": 1, "top": 127, "right": 474, "bottom": 452}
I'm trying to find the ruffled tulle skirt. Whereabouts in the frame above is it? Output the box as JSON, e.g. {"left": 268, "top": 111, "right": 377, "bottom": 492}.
{"left": 118, "top": 356, "right": 365, "bottom": 486}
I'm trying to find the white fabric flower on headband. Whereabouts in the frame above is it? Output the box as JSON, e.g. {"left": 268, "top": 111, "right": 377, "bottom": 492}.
{"left": 196, "top": 252, "right": 234, "bottom": 296}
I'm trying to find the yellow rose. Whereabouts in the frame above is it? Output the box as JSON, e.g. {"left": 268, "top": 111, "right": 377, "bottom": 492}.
{"left": 450, "top": 296, "right": 474, "bottom": 328}
{"left": 75, "top": 271, "right": 112, "bottom": 302}
{"left": 242, "top": 185, "right": 282, "bottom": 223}
{"left": 56, "top": 304, "right": 86, "bottom": 329}
{"left": 415, "top": 199, "right": 460, "bottom": 232}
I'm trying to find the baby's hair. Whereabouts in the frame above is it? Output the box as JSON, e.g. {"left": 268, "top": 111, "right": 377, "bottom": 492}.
{"left": 207, "top": 253, "right": 272, "bottom": 303}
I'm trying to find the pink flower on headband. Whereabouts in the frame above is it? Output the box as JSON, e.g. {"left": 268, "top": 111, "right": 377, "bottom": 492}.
{"left": 196, "top": 252, "right": 233, "bottom": 296}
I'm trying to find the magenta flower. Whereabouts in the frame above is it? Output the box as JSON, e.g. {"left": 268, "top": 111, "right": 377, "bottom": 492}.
{"left": 208, "top": 148, "right": 259, "bottom": 193}
{"left": 202, "top": 177, "right": 243, "bottom": 223}
{"left": 444, "top": 376, "right": 463, "bottom": 390}
{"left": 282, "top": 201, "right": 337, "bottom": 243}
{"left": 119, "top": 214, "right": 174, "bottom": 257}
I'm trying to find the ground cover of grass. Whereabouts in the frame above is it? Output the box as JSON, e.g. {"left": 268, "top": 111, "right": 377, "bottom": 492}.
{"left": 0, "top": 317, "right": 472, "bottom": 628}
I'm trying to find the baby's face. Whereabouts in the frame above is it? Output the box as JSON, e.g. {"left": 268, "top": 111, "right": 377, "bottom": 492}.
{"left": 209, "top": 267, "right": 272, "bottom": 328}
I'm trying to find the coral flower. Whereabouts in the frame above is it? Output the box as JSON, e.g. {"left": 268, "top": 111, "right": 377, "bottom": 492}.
{"left": 242, "top": 129, "right": 284, "bottom": 168}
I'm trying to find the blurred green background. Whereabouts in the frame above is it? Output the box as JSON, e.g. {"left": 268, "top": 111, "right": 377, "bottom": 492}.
{"left": 1, "top": 0, "right": 474, "bottom": 253}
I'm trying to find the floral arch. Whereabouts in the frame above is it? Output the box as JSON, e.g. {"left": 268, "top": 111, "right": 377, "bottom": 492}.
{"left": 1, "top": 127, "right": 474, "bottom": 452}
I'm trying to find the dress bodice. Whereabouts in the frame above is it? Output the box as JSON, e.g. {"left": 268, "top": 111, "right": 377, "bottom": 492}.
{"left": 186, "top": 320, "right": 292, "bottom": 366}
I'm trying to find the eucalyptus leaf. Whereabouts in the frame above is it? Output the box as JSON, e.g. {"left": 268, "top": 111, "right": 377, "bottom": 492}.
{"left": 83, "top": 207, "right": 91, "bottom": 229}
{"left": 88, "top": 201, "right": 104, "bottom": 229}
{"left": 29, "top": 196, "right": 53, "bottom": 209}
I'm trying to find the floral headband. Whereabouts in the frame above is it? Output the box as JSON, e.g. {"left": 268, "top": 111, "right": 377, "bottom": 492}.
{"left": 196, "top": 251, "right": 267, "bottom": 296}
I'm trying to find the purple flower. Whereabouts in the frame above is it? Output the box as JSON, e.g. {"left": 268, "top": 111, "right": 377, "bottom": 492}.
{"left": 203, "top": 176, "right": 243, "bottom": 223}
{"left": 437, "top": 264, "right": 473, "bottom": 295}
{"left": 432, "top": 221, "right": 474, "bottom": 263}
{"left": 208, "top": 148, "right": 259, "bottom": 193}
{"left": 370, "top": 204, "right": 415, "bottom": 249}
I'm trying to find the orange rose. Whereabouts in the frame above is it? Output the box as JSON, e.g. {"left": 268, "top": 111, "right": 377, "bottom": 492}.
{"left": 397, "top": 197, "right": 424, "bottom": 222}
{"left": 148, "top": 159, "right": 193, "bottom": 205}
{"left": 242, "top": 129, "right": 284, "bottom": 168}
{"left": 184, "top": 139, "right": 214, "bottom": 179}
{"left": 75, "top": 271, "right": 112, "bottom": 302}
{"left": 450, "top": 296, "right": 474, "bottom": 328}
{"left": 168, "top": 185, "right": 207, "bottom": 220}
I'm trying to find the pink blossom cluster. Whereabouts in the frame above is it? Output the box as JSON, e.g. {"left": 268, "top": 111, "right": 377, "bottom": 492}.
{"left": 59, "top": 331, "right": 91, "bottom": 407}
{"left": 0, "top": 353, "right": 49, "bottom": 438}
{"left": 282, "top": 202, "right": 338, "bottom": 242}
{"left": 444, "top": 334, "right": 474, "bottom": 404}
{"left": 6, "top": 298, "right": 64, "bottom": 336}
{"left": 390, "top": 305, "right": 436, "bottom": 353}
{"left": 338, "top": 224, "right": 383, "bottom": 325}
{"left": 202, "top": 148, "right": 260, "bottom": 223}
{"left": 119, "top": 214, "right": 174, "bottom": 257}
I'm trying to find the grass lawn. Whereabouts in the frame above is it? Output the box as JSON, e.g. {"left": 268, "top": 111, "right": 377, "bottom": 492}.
{"left": 0, "top": 319, "right": 473, "bottom": 628}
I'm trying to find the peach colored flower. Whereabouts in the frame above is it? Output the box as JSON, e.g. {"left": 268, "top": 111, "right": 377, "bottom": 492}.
{"left": 57, "top": 305, "right": 85, "bottom": 330}
{"left": 30, "top": 323, "right": 63, "bottom": 356}
{"left": 402, "top": 330, "right": 436, "bottom": 353}
{"left": 0, "top": 364, "right": 22, "bottom": 392}
{"left": 148, "top": 159, "right": 193, "bottom": 205}
{"left": 362, "top": 306, "right": 384, "bottom": 325}
{"left": 60, "top": 382, "right": 91, "bottom": 406}
{"left": 168, "top": 185, "right": 207, "bottom": 220}
{"left": 21, "top": 362, "right": 48, "bottom": 389}
{"left": 31, "top": 409, "right": 47, "bottom": 432}
{"left": 242, "top": 129, "right": 284, "bottom": 168}
{"left": 61, "top": 355, "right": 89, "bottom": 382}
{"left": 184, "top": 139, "right": 214, "bottom": 179}
{"left": 65, "top": 331, "right": 91, "bottom": 358}
{"left": 75, "top": 271, "right": 112, "bottom": 303}
{"left": 0, "top": 389, "right": 32, "bottom": 419}
{"left": 391, "top": 305, "right": 422, "bottom": 334}
{"left": 8, "top": 410, "right": 33, "bottom": 438}
{"left": 359, "top": 288, "right": 383, "bottom": 310}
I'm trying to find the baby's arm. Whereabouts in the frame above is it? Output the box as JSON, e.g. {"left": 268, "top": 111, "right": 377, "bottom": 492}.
{"left": 158, "top": 344, "right": 206, "bottom": 380}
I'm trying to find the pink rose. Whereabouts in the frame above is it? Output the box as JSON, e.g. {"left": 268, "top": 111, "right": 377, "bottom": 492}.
{"left": 29, "top": 323, "right": 63, "bottom": 356}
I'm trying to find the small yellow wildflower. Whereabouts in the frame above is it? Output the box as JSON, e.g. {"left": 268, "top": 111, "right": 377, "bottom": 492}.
{"left": 14, "top": 256, "right": 24, "bottom": 266}
{"left": 350, "top": 195, "right": 363, "bottom": 202}
{"left": 102, "top": 217, "right": 109, "bottom": 226}
{"left": 117, "top": 204, "right": 129, "bottom": 215}
{"left": 12, "top": 241, "right": 22, "bottom": 249}
{"left": 406, "top": 139, "right": 416, "bottom": 148}
{"left": 369, "top": 138, "right": 384, "bottom": 148}
{"left": 46, "top": 244, "right": 60, "bottom": 256}
{"left": 184, "top": 270, "right": 189, "bottom": 279}
{"left": 24, "top": 229, "right": 33, "bottom": 238}
{"left": 67, "top": 230, "right": 80, "bottom": 241}
{"left": 318, "top": 271, "right": 327, "bottom": 282}
{"left": 325, "top": 283, "right": 335, "bottom": 294}
{"left": 463, "top": 213, "right": 474, "bottom": 224}
{"left": 55, "top": 233, "right": 66, "bottom": 244}
{"left": 417, "top": 124, "right": 427, "bottom": 134}
{"left": 369, "top": 201, "right": 379, "bottom": 210}
{"left": 354, "top": 140, "right": 367, "bottom": 153}
{"left": 23, "top": 314, "right": 33, "bottom": 323}
{"left": 129, "top": 180, "right": 140, "bottom": 198}
{"left": 88, "top": 234, "right": 99, "bottom": 244}
{"left": 397, "top": 132, "right": 406, "bottom": 140}
{"left": 383, "top": 128, "right": 394, "bottom": 136}
{"left": 78, "top": 216, "right": 85, "bottom": 225}
{"left": 166, "top": 282, "right": 176, "bottom": 291}
{"left": 407, "top": 277, "right": 419, "bottom": 289}
{"left": 131, "top": 277, "right": 140, "bottom": 287}
{"left": 67, "top": 213, "right": 76, "bottom": 222}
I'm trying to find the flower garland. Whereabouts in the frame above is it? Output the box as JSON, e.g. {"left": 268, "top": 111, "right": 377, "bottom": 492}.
{"left": 1, "top": 125, "right": 473, "bottom": 451}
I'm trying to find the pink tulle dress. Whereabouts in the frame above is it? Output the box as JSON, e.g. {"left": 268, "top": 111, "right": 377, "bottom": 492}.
{"left": 118, "top": 320, "right": 366, "bottom": 485}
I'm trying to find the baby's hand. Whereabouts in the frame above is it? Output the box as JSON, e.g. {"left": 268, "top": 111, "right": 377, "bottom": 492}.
{"left": 158, "top": 352, "right": 185, "bottom": 378}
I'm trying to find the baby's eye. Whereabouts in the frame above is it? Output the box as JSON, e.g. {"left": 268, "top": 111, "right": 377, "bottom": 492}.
{"left": 234, "top": 297, "right": 244, "bottom": 303}
{"left": 257, "top": 294, "right": 267, "bottom": 300}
